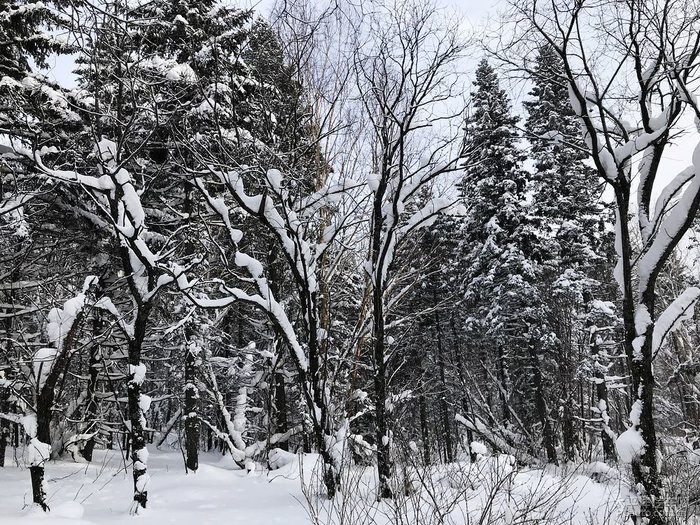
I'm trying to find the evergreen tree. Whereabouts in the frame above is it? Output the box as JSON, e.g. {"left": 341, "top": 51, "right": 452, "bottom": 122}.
{"left": 523, "top": 44, "right": 603, "bottom": 268}
{"left": 523, "top": 44, "right": 615, "bottom": 462}
{"left": 0, "top": 0, "right": 69, "bottom": 80}
{"left": 460, "top": 60, "right": 558, "bottom": 462}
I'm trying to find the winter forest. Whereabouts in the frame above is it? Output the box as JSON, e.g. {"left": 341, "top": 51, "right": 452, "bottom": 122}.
{"left": 1, "top": 0, "right": 700, "bottom": 523}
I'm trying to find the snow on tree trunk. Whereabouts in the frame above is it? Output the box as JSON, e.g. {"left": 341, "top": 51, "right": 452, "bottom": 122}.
{"left": 516, "top": 2, "right": 700, "bottom": 517}
{"left": 23, "top": 413, "right": 50, "bottom": 511}
{"left": 24, "top": 280, "right": 95, "bottom": 511}
{"left": 184, "top": 338, "right": 200, "bottom": 473}
{"left": 128, "top": 310, "right": 152, "bottom": 513}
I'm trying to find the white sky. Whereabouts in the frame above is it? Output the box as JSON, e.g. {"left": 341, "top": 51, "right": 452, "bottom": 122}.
{"left": 44, "top": 0, "right": 502, "bottom": 87}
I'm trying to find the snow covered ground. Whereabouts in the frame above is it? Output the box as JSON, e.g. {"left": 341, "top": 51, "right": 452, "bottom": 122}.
{"left": 0, "top": 448, "right": 638, "bottom": 524}
{"left": 1, "top": 450, "right": 307, "bottom": 525}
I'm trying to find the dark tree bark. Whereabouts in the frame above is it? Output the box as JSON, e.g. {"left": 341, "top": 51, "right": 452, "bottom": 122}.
{"left": 434, "top": 311, "right": 453, "bottom": 463}
{"left": 127, "top": 307, "right": 151, "bottom": 511}
{"left": 273, "top": 371, "right": 288, "bottom": 451}
{"left": 184, "top": 336, "right": 199, "bottom": 473}
{"left": 418, "top": 392, "right": 431, "bottom": 465}
{"left": 586, "top": 311, "right": 616, "bottom": 463}
{"left": 30, "top": 398, "right": 52, "bottom": 510}
{"left": 372, "top": 281, "right": 393, "bottom": 499}
{"left": 82, "top": 308, "right": 103, "bottom": 462}
{"left": 0, "top": 389, "right": 8, "bottom": 467}
{"left": 496, "top": 345, "right": 510, "bottom": 424}
{"left": 528, "top": 338, "right": 557, "bottom": 465}
{"left": 183, "top": 180, "right": 199, "bottom": 473}
{"left": 450, "top": 317, "right": 477, "bottom": 463}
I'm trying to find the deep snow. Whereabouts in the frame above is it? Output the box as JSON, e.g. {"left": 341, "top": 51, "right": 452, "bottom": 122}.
{"left": 0, "top": 448, "right": 639, "bottom": 524}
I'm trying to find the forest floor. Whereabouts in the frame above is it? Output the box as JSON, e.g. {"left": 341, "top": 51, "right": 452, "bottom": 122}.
{"left": 0, "top": 448, "right": 639, "bottom": 524}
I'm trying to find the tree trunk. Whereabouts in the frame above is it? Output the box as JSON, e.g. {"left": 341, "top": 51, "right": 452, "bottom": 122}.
{"left": 30, "top": 392, "right": 53, "bottom": 510}
{"left": 418, "top": 393, "right": 431, "bottom": 465}
{"left": 633, "top": 298, "right": 664, "bottom": 522}
{"left": 617, "top": 192, "right": 663, "bottom": 522}
{"left": 0, "top": 389, "right": 8, "bottom": 467}
{"left": 82, "top": 311, "right": 103, "bottom": 462}
{"left": 434, "top": 312, "right": 453, "bottom": 463}
{"left": 372, "top": 284, "right": 393, "bottom": 499}
{"left": 182, "top": 179, "right": 199, "bottom": 473}
{"left": 450, "top": 317, "right": 477, "bottom": 463}
{"left": 589, "top": 326, "right": 616, "bottom": 463}
{"left": 274, "top": 371, "right": 288, "bottom": 451}
{"left": 561, "top": 396, "right": 576, "bottom": 463}
{"left": 559, "top": 306, "right": 577, "bottom": 463}
{"left": 496, "top": 345, "right": 510, "bottom": 424}
{"left": 184, "top": 339, "right": 199, "bottom": 472}
{"left": 0, "top": 422, "right": 7, "bottom": 467}
{"left": 528, "top": 339, "right": 557, "bottom": 465}
{"left": 128, "top": 308, "right": 151, "bottom": 512}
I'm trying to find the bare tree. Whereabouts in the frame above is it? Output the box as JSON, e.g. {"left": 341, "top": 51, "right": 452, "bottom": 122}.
{"left": 502, "top": 0, "right": 700, "bottom": 520}
{"left": 352, "top": 0, "right": 468, "bottom": 498}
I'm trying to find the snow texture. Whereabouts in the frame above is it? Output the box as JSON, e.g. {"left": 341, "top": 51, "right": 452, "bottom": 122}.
{"left": 166, "top": 63, "right": 197, "bottom": 83}
{"left": 32, "top": 347, "right": 57, "bottom": 390}
{"left": 130, "top": 363, "right": 147, "bottom": 385}
{"left": 616, "top": 400, "right": 645, "bottom": 464}
{"left": 631, "top": 306, "right": 651, "bottom": 361}
{"left": 0, "top": 449, "right": 637, "bottom": 525}
{"left": 616, "top": 428, "right": 645, "bottom": 464}
{"left": 470, "top": 441, "right": 489, "bottom": 456}
{"left": 638, "top": 140, "right": 700, "bottom": 294}
{"left": 21, "top": 414, "right": 37, "bottom": 438}
{"left": 139, "top": 394, "right": 152, "bottom": 413}
{"left": 47, "top": 290, "right": 88, "bottom": 349}
{"left": 653, "top": 287, "right": 700, "bottom": 353}
{"left": 26, "top": 438, "right": 51, "bottom": 467}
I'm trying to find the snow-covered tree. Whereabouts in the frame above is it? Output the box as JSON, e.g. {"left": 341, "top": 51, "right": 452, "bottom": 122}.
{"left": 509, "top": 0, "right": 700, "bottom": 519}
{"left": 459, "top": 60, "right": 556, "bottom": 461}
{"left": 353, "top": 0, "right": 467, "bottom": 497}
{"left": 523, "top": 44, "right": 615, "bottom": 462}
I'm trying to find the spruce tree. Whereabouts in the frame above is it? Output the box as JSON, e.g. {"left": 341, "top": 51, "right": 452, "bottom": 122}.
{"left": 523, "top": 44, "right": 603, "bottom": 267}
{"left": 461, "top": 60, "right": 558, "bottom": 462}
{"left": 524, "top": 44, "right": 614, "bottom": 462}
{"left": 0, "top": 0, "right": 69, "bottom": 80}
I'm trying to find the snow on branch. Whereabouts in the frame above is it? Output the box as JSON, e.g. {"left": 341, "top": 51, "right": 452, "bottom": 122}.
{"left": 0, "top": 193, "right": 34, "bottom": 218}
{"left": 18, "top": 146, "right": 115, "bottom": 192}
{"left": 638, "top": 142, "right": 700, "bottom": 293}
{"left": 300, "top": 178, "right": 363, "bottom": 217}
{"left": 94, "top": 296, "right": 135, "bottom": 338}
{"left": 650, "top": 166, "right": 695, "bottom": 234}
{"left": 46, "top": 276, "right": 97, "bottom": 351}
{"left": 223, "top": 169, "right": 319, "bottom": 293}
{"left": 613, "top": 127, "right": 667, "bottom": 164}
{"left": 398, "top": 197, "right": 465, "bottom": 237}
{"left": 216, "top": 283, "right": 309, "bottom": 372}
{"left": 652, "top": 287, "right": 700, "bottom": 355}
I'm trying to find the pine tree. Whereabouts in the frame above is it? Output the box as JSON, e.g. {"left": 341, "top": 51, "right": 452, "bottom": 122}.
{"left": 0, "top": 0, "right": 69, "bottom": 80}
{"left": 523, "top": 44, "right": 614, "bottom": 462}
{"left": 460, "top": 60, "right": 558, "bottom": 462}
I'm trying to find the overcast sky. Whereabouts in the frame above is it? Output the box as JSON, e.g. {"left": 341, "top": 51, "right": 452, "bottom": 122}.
{"left": 41, "top": 0, "right": 699, "bottom": 240}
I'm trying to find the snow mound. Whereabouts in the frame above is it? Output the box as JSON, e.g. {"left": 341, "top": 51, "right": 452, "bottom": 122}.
{"left": 616, "top": 427, "right": 645, "bottom": 464}
{"left": 470, "top": 441, "right": 489, "bottom": 456}
{"left": 268, "top": 448, "right": 297, "bottom": 470}
{"left": 585, "top": 461, "right": 621, "bottom": 483}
